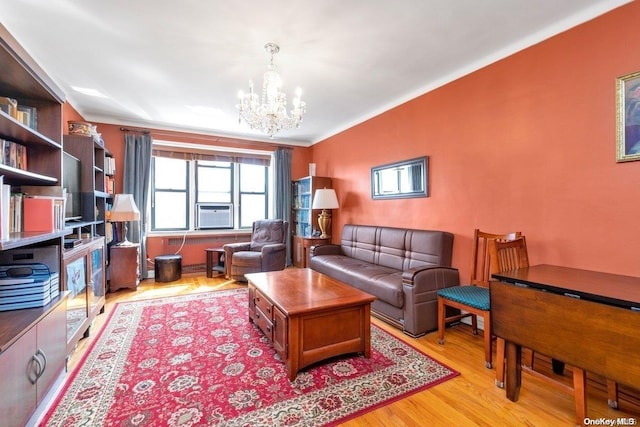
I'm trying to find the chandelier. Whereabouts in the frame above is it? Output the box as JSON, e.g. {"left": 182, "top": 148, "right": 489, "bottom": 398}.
{"left": 237, "top": 43, "right": 306, "bottom": 138}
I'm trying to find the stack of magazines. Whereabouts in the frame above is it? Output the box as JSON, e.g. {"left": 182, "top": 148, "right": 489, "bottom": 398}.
{"left": 0, "top": 263, "right": 59, "bottom": 311}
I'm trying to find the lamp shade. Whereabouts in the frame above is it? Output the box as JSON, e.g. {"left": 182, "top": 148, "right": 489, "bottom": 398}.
{"left": 110, "top": 194, "right": 140, "bottom": 222}
{"left": 312, "top": 189, "right": 339, "bottom": 210}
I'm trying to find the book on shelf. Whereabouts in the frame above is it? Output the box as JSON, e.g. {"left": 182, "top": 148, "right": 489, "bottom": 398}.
{"left": 105, "top": 176, "right": 115, "bottom": 195}
{"left": 104, "top": 155, "right": 116, "bottom": 175}
{"left": 1, "top": 139, "right": 28, "bottom": 171}
{"left": 0, "top": 97, "right": 18, "bottom": 119}
{"left": 9, "top": 192, "right": 22, "bottom": 233}
{"left": 22, "top": 196, "right": 65, "bottom": 233}
{"left": 16, "top": 104, "right": 37, "bottom": 130}
{"left": 20, "top": 186, "right": 66, "bottom": 232}
{"left": 0, "top": 97, "right": 38, "bottom": 131}
{"left": 0, "top": 177, "right": 9, "bottom": 239}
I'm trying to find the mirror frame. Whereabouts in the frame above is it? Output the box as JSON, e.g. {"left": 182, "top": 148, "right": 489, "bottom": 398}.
{"left": 371, "top": 156, "right": 429, "bottom": 200}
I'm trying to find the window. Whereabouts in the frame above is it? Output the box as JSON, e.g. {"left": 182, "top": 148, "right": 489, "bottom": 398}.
{"left": 151, "top": 145, "right": 271, "bottom": 231}
{"left": 196, "top": 161, "right": 232, "bottom": 203}
{"left": 152, "top": 157, "right": 189, "bottom": 230}
{"left": 238, "top": 163, "right": 268, "bottom": 227}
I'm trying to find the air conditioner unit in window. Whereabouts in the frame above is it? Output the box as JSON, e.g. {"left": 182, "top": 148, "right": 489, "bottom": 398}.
{"left": 196, "top": 203, "right": 233, "bottom": 229}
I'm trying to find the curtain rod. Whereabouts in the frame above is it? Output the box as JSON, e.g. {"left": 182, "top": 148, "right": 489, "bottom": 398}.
{"left": 120, "top": 127, "right": 150, "bottom": 134}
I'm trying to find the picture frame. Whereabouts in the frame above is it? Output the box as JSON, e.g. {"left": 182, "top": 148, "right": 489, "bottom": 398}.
{"left": 616, "top": 71, "right": 640, "bottom": 162}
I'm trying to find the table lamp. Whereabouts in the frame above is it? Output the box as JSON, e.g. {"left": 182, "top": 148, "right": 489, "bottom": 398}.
{"left": 311, "top": 188, "right": 339, "bottom": 238}
{"left": 110, "top": 194, "right": 140, "bottom": 246}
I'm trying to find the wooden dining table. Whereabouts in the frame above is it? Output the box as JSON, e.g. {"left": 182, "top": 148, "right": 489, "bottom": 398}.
{"left": 490, "top": 264, "right": 640, "bottom": 425}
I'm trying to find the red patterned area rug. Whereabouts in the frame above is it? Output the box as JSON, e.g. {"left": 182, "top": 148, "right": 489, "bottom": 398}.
{"left": 42, "top": 289, "right": 459, "bottom": 426}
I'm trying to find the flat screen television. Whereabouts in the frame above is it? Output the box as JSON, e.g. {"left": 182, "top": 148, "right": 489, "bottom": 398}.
{"left": 63, "top": 152, "right": 82, "bottom": 221}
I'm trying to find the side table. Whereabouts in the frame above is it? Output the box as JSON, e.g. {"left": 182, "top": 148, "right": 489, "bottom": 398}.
{"left": 205, "top": 247, "right": 225, "bottom": 278}
{"left": 109, "top": 244, "right": 140, "bottom": 291}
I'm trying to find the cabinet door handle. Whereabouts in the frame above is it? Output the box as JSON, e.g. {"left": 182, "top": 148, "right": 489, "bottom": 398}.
{"left": 30, "top": 354, "right": 42, "bottom": 384}
{"left": 36, "top": 348, "right": 47, "bottom": 378}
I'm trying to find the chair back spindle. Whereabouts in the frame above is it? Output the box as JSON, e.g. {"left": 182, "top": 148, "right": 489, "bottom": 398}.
{"left": 470, "top": 230, "right": 522, "bottom": 288}
{"left": 489, "top": 236, "right": 529, "bottom": 276}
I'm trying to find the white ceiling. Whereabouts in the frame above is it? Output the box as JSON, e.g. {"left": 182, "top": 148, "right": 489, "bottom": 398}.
{"left": 0, "top": 0, "right": 630, "bottom": 146}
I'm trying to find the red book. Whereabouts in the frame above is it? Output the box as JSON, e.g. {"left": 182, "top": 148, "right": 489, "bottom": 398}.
{"left": 23, "top": 197, "right": 55, "bottom": 232}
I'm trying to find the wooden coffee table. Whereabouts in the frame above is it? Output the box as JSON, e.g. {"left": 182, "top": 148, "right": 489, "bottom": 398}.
{"left": 245, "top": 268, "right": 376, "bottom": 380}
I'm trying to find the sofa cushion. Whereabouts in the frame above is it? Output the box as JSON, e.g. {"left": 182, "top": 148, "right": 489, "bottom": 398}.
{"left": 309, "top": 254, "right": 404, "bottom": 308}
{"left": 339, "top": 224, "right": 453, "bottom": 271}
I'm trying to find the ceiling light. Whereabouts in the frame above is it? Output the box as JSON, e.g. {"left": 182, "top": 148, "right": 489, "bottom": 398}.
{"left": 237, "top": 43, "right": 306, "bottom": 138}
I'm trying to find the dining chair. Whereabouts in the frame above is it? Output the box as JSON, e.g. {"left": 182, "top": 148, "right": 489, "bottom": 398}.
{"left": 437, "top": 229, "right": 521, "bottom": 369}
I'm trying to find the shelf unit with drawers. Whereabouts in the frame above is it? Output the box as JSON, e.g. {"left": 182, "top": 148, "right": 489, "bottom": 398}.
{"left": 0, "top": 22, "right": 70, "bottom": 427}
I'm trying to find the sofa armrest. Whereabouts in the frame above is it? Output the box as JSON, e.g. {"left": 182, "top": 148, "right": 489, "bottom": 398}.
{"left": 260, "top": 243, "right": 286, "bottom": 255}
{"left": 310, "top": 244, "right": 341, "bottom": 257}
{"left": 223, "top": 242, "right": 251, "bottom": 254}
{"left": 261, "top": 243, "right": 286, "bottom": 271}
{"left": 401, "top": 266, "right": 460, "bottom": 337}
{"left": 402, "top": 266, "right": 460, "bottom": 290}
{"left": 223, "top": 242, "right": 251, "bottom": 277}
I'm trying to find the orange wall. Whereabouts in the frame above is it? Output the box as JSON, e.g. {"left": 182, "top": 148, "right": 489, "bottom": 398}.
{"left": 309, "top": 3, "right": 640, "bottom": 279}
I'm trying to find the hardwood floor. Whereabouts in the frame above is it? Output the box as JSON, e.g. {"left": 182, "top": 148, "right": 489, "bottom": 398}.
{"left": 67, "top": 273, "right": 639, "bottom": 427}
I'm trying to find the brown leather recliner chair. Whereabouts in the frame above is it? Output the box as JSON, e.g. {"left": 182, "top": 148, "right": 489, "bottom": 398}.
{"left": 223, "top": 219, "right": 289, "bottom": 281}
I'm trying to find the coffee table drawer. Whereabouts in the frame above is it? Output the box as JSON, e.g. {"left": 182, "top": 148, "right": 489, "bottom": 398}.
{"left": 254, "top": 306, "right": 274, "bottom": 340}
{"left": 254, "top": 289, "right": 273, "bottom": 318}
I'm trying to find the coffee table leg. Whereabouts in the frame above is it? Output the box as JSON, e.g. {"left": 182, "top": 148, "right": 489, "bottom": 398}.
{"left": 287, "top": 316, "right": 299, "bottom": 381}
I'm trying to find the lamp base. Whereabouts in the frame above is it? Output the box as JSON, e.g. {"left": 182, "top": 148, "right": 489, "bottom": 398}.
{"left": 117, "top": 222, "right": 133, "bottom": 246}
{"left": 317, "top": 209, "right": 332, "bottom": 239}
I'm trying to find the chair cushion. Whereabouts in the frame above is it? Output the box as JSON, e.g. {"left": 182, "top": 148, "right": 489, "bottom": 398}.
{"left": 232, "top": 251, "right": 263, "bottom": 268}
{"left": 437, "top": 286, "right": 490, "bottom": 311}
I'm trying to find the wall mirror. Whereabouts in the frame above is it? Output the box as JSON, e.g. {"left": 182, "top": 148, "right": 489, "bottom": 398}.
{"left": 371, "top": 156, "right": 428, "bottom": 199}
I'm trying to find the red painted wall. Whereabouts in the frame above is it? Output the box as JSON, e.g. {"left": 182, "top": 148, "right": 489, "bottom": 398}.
{"left": 309, "top": 3, "right": 640, "bottom": 279}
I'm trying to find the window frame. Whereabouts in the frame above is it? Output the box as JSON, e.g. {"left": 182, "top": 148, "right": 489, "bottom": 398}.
{"left": 151, "top": 156, "right": 190, "bottom": 231}
{"left": 195, "top": 160, "right": 234, "bottom": 205}
{"left": 237, "top": 163, "right": 269, "bottom": 228}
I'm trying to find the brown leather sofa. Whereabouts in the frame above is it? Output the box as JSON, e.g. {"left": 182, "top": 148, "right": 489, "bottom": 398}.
{"left": 309, "top": 224, "right": 459, "bottom": 337}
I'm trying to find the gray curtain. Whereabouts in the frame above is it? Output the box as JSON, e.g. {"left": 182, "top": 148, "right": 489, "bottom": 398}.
{"left": 274, "top": 147, "right": 292, "bottom": 266}
{"left": 123, "top": 132, "right": 153, "bottom": 278}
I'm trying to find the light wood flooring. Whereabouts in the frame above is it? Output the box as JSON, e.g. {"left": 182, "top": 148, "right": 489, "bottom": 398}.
{"left": 67, "top": 273, "right": 640, "bottom": 427}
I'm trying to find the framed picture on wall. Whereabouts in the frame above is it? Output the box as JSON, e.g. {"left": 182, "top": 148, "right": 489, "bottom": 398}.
{"left": 616, "top": 71, "right": 640, "bottom": 162}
